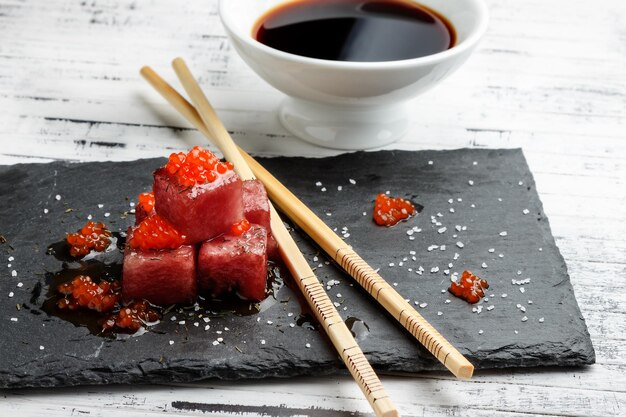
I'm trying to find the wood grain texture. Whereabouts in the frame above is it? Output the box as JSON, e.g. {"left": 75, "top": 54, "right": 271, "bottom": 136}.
{"left": 0, "top": 0, "right": 624, "bottom": 416}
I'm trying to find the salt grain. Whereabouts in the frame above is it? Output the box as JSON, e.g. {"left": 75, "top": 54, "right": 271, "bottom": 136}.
{"left": 40, "top": 345, "right": 44, "bottom": 350}
{"left": 488, "top": 248, "right": 495, "bottom": 253}
{"left": 169, "top": 340, "right": 174, "bottom": 345}
{"left": 55, "top": 194, "right": 61, "bottom": 201}
{"left": 17, "top": 282, "right": 23, "bottom": 288}
{"left": 468, "top": 180, "right": 474, "bottom": 186}
{"left": 43, "top": 208, "right": 49, "bottom": 214}
{"left": 315, "top": 181, "right": 322, "bottom": 186}
{"left": 499, "top": 231, "right": 508, "bottom": 236}
{"left": 260, "top": 339, "right": 266, "bottom": 345}
{"left": 437, "top": 311, "right": 443, "bottom": 316}
{"left": 8, "top": 292, "right": 14, "bottom": 298}
{"left": 487, "top": 305, "right": 494, "bottom": 311}
{"left": 428, "top": 160, "right": 433, "bottom": 165}
{"left": 337, "top": 186, "right": 342, "bottom": 191}
{"left": 478, "top": 330, "right": 484, "bottom": 335}
{"left": 212, "top": 341, "right": 219, "bottom": 346}
{"left": 539, "top": 317, "right": 544, "bottom": 323}
{"left": 10, "top": 317, "right": 17, "bottom": 322}
{"left": 419, "top": 302, "right": 428, "bottom": 308}
{"left": 430, "top": 267, "right": 439, "bottom": 273}
{"left": 521, "top": 316, "right": 528, "bottom": 322}
{"left": 456, "top": 242, "right": 464, "bottom": 248}
{"left": 349, "top": 179, "right": 356, "bottom": 185}
{"left": 438, "top": 227, "right": 447, "bottom": 234}
{"left": 305, "top": 343, "right": 311, "bottom": 348}
{"left": 104, "top": 212, "right": 110, "bottom": 218}
{"left": 522, "top": 209, "right": 530, "bottom": 215}
{"left": 321, "top": 187, "right": 326, "bottom": 192}
{"left": 11, "top": 270, "right": 17, "bottom": 277}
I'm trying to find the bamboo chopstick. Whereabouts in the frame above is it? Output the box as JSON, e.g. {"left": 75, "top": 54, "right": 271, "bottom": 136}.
{"left": 139, "top": 64, "right": 474, "bottom": 380}
{"left": 161, "top": 58, "right": 399, "bottom": 417}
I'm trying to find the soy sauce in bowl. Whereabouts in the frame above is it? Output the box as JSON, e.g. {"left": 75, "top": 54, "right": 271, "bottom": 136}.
{"left": 253, "top": 0, "right": 456, "bottom": 62}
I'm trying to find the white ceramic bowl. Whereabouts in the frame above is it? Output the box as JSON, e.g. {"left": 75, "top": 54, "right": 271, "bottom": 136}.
{"left": 219, "top": 0, "right": 489, "bottom": 150}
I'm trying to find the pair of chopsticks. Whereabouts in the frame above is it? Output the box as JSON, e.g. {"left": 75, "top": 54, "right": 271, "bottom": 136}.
{"left": 146, "top": 59, "right": 399, "bottom": 417}
{"left": 141, "top": 58, "right": 473, "bottom": 417}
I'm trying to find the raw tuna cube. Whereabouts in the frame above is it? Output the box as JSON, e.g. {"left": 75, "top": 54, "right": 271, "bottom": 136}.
{"left": 243, "top": 180, "right": 271, "bottom": 230}
{"left": 198, "top": 224, "right": 268, "bottom": 301}
{"left": 135, "top": 192, "right": 156, "bottom": 225}
{"left": 153, "top": 168, "right": 244, "bottom": 244}
{"left": 123, "top": 237, "right": 197, "bottom": 306}
{"left": 242, "top": 180, "right": 280, "bottom": 261}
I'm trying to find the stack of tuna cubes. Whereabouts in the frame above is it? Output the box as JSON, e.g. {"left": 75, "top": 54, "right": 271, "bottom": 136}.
{"left": 122, "top": 146, "right": 277, "bottom": 306}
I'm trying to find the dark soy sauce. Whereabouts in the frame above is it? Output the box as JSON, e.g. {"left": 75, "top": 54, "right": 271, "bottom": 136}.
{"left": 253, "top": 0, "right": 456, "bottom": 62}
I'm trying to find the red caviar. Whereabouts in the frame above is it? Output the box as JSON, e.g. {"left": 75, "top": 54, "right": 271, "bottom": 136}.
{"left": 66, "top": 221, "right": 112, "bottom": 257}
{"left": 372, "top": 193, "right": 416, "bottom": 226}
{"left": 102, "top": 300, "right": 160, "bottom": 333}
{"left": 165, "top": 146, "right": 234, "bottom": 188}
{"left": 449, "top": 270, "right": 490, "bottom": 304}
{"left": 230, "top": 218, "right": 251, "bottom": 236}
{"left": 57, "top": 275, "right": 120, "bottom": 313}
{"left": 137, "top": 192, "right": 155, "bottom": 213}
{"left": 128, "top": 214, "right": 186, "bottom": 251}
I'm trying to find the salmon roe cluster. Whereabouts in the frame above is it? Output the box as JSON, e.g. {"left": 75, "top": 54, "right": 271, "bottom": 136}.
{"left": 372, "top": 193, "right": 416, "bottom": 226}
{"left": 102, "top": 300, "right": 160, "bottom": 333}
{"left": 57, "top": 275, "right": 121, "bottom": 313}
{"left": 449, "top": 270, "right": 490, "bottom": 304}
{"left": 165, "top": 146, "right": 234, "bottom": 187}
{"left": 66, "top": 221, "right": 112, "bottom": 257}
{"left": 230, "top": 218, "right": 251, "bottom": 236}
{"left": 128, "top": 214, "right": 185, "bottom": 251}
{"left": 137, "top": 192, "right": 155, "bottom": 213}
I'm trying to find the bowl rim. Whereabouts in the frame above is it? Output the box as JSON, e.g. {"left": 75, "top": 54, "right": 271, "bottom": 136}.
{"left": 219, "top": 0, "right": 489, "bottom": 71}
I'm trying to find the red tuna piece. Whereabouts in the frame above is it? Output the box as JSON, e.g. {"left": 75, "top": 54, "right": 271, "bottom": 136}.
{"left": 135, "top": 192, "right": 156, "bottom": 224}
{"left": 153, "top": 167, "right": 243, "bottom": 244}
{"left": 242, "top": 179, "right": 280, "bottom": 261}
{"left": 198, "top": 224, "right": 268, "bottom": 301}
{"left": 243, "top": 180, "right": 271, "bottom": 230}
{"left": 123, "top": 230, "right": 197, "bottom": 306}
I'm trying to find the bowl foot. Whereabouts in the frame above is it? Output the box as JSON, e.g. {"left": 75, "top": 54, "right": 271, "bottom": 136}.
{"left": 279, "top": 98, "right": 410, "bottom": 150}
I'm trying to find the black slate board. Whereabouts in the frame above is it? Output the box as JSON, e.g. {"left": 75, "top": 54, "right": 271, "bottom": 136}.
{"left": 0, "top": 149, "right": 594, "bottom": 389}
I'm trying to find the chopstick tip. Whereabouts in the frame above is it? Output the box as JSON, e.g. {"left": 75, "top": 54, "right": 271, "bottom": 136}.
{"left": 457, "top": 364, "right": 474, "bottom": 380}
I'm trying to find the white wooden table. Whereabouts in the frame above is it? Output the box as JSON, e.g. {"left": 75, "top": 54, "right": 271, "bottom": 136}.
{"left": 1, "top": 0, "right": 625, "bottom": 415}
